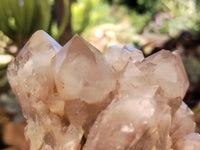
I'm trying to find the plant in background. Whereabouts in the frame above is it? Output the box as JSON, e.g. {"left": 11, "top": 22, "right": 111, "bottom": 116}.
{"left": 146, "top": 0, "right": 200, "bottom": 36}
{"left": 130, "top": 11, "right": 152, "bottom": 33}
{"left": 0, "top": 0, "right": 53, "bottom": 48}
{"left": 0, "top": 32, "right": 12, "bottom": 93}
{"left": 71, "top": 0, "right": 110, "bottom": 34}
{"left": 108, "top": 0, "right": 158, "bottom": 33}
{"left": 0, "top": 31, "right": 21, "bottom": 124}
{"left": 0, "top": 0, "right": 109, "bottom": 45}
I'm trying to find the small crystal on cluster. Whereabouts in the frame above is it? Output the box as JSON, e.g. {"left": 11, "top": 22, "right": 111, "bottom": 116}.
{"left": 7, "top": 30, "right": 200, "bottom": 150}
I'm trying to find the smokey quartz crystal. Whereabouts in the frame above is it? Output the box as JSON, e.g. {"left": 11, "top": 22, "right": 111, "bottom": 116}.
{"left": 7, "top": 30, "right": 200, "bottom": 150}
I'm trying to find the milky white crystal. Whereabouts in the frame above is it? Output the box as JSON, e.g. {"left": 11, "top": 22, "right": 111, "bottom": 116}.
{"left": 7, "top": 30, "right": 200, "bottom": 150}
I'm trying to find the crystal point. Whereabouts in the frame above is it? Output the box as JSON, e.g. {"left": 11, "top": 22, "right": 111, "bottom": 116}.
{"left": 53, "top": 35, "right": 116, "bottom": 103}
{"left": 104, "top": 45, "right": 144, "bottom": 72}
{"left": 7, "top": 30, "right": 61, "bottom": 116}
{"left": 141, "top": 50, "right": 189, "bottom": 99}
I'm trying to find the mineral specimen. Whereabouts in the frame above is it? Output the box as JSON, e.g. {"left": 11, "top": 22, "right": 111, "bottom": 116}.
{"left": 7, "top": 30, "right": 200, "bottom": 150}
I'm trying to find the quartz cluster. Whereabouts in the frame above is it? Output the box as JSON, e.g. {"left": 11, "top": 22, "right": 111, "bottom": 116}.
{"left": 7, "top": 30, "right": 200, "bottom": 150}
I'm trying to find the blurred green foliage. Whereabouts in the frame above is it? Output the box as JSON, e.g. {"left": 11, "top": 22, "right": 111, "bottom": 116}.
{"left": 0, "top": 0, "right": 53, "bottom": 47}
{"left": 146, "top": 0, "right": 200, "bottom": 35}
{"left": 0, "top": 0, "right": 111, "bottom": 45}
{"left": 72, "top": 0, "right": 100, "bottom": 33}
{"left": 185, "top": 55, "right": 200, "bottom": 84}
{"left": 130, "top": 11, "right": 152, "bottom": 33}
{"left": 0, "top": 32, "right": 11, "bottom": 93}
{"left": 0, "top": 0, "right": 199, "bottom": 45}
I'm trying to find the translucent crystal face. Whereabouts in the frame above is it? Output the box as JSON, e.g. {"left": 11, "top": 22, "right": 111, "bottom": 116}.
{"left": 83, "top": 86, "right": 172, "bottom": 150}
{"left": 53, "top": 35, "right": 116, "bottom": 103}
{"left": 7, "top": 30, "right": 200, "bottom": 150}
{"left": 7, "top": 30, "right": 62, "bottom": 117}
{"left": 104, "top": 45, "right": 144, "bottom": 71}
{"left": 139, "top": 50, "right": 189, "bottom": 99}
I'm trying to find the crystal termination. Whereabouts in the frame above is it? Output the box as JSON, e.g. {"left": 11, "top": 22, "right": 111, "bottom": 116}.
{"left": 7, "top": 30, "right": 200, "bottom": 150}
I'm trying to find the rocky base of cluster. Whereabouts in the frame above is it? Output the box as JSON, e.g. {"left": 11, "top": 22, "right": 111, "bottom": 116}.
{"left": 7, "top": 30, "right": 200, "bottom": 150}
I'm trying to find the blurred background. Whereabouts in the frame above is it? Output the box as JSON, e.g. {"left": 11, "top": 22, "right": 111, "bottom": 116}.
{"left": 0, "top": 0, "right": 200, "bottom": 149}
